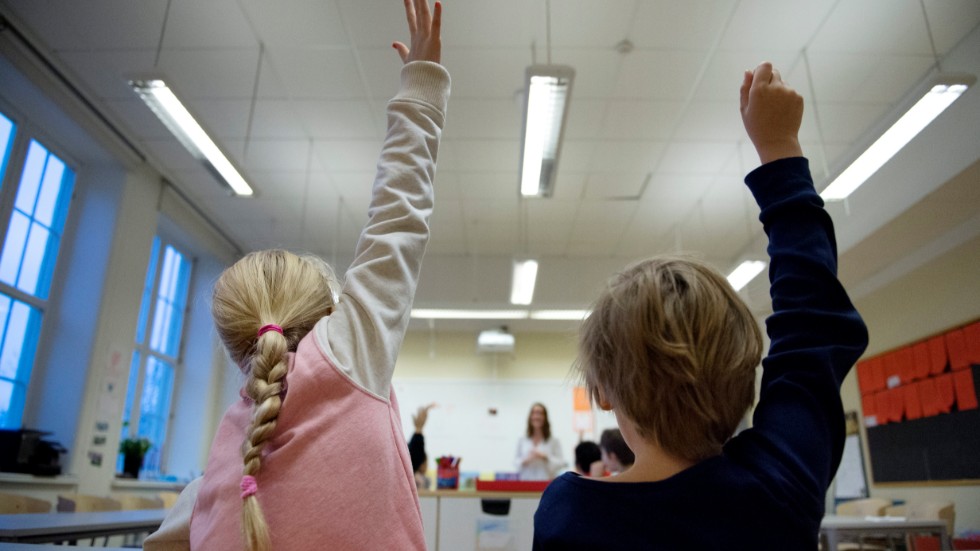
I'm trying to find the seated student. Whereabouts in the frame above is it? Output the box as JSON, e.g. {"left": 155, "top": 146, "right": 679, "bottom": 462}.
{"left": 533, "top": 62, "right": 868, "bottom": 549}
{"left": 598, "top": 428, "right": 634, "bottom": 476}
{"left": 408, "top": 404, "right": 435, "bottom": 490}
{"left": 573, "top": 441, "right": 604, "bottom": 477}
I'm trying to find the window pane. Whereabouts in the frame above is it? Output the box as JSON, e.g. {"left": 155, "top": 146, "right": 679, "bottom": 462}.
{"left": 14, "top": 141, "right": 46, "bottom": 216}
{"left": 0, "top": 378, "right": 26, "bottom": 430}
{"left": 0, "top": 212, "right": 29, "bottom": 286}
{"left": 0, "top": 297, "right": 41, "bottom": 429}
{"left": 33, "top": 155, "right": 65, "bottom": 226}
{"left": 149, "top": 246, "right": 190, "bottom": 357}
{"left": 0, "top": 295, "right": 11, "bottom": 379}
{"left": 135, "top": 238, "right": 160, "bottom": 345}
{"left": 137, "top": 356, "right": 174, "bottom": 474}
{"left": 17, "top": 222, "right": 50, "bottom": 296}
{"left": 0, "top": 112, "right": 14, "bottom": 183}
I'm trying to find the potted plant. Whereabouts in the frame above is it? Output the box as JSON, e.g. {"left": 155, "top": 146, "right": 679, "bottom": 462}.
{"left": 119, "top": 435, "right": 151, "bottom": 479}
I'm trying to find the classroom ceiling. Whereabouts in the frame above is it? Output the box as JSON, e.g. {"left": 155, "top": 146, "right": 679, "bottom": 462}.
{"left": 1, "top": 0, "right": 979, "bottom": 334}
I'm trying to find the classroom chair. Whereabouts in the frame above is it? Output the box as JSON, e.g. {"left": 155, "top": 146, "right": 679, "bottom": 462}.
{"left": 56, "top": 493, "right": 122, "bottom": 512}
{"left": 113, "top": 493, "right": 165, "bottom": 510}
{"left": 835, "top": 498, "right": 894, "bottom": 551}
{"left": 897, "top": 501, "right": 956, "bottom": 551}
{"left": 0, "top": 491, "right": 51, "bottom": 513}
{"left": 158, "top": 490, "right": 180, "bottom": 508}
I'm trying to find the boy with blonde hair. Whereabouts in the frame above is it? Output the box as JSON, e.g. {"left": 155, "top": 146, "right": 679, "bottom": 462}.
{"left": 533, "top": 62, "right": 868, "bottom": 549}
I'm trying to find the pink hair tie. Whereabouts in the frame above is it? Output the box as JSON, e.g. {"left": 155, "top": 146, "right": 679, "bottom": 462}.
{"left": 257, "top": 324, "right": 283, "bottom": 338}
{"left": 240, "top": 475, "right": 258, "bottom": 499}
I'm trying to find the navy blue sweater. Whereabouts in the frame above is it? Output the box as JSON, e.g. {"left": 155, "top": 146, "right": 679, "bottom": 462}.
{"left": 533, "top": 158, "right": 869, "bottom": 550}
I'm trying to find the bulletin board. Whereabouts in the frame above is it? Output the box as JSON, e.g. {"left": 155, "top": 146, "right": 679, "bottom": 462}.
{"left": 856, "top": 319, "right": 980, "bottom": 484}
{"left": 391, "top": 378, "right": 619, "bottom": 475}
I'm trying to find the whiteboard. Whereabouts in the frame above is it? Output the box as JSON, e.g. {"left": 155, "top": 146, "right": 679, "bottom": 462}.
{"left": 834, "top": 433, "right": 869, "bottom": 499}
{"left": 392, "top": 378, "right": 620, "bottom": 475}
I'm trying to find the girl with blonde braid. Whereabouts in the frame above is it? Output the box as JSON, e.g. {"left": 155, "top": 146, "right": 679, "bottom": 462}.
{"left": 144, "top": 1, "right": 448, "bottom": 549}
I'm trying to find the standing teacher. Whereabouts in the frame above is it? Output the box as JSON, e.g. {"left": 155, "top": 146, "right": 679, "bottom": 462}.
{"left": 515, "top": 403, "right": 565, "bottom": 480}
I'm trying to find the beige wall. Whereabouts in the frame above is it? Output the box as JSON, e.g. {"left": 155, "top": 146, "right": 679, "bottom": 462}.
{"left": 843, "top": 234, "right": 980, "bottom": 534}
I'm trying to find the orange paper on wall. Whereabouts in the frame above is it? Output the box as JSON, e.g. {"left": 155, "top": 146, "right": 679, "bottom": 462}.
{"left": 946, "top": 329, "right": 970, "bottom": 371}
{"left": 857, "top": 361, "right": 873, "bottom": 396}
{"left": 883, "top": 353, "right": 902, "bottom": 387}
{"left": 965, "top": 321, "right": 980, "bottom": 364}
{"left": 861, "top": 394, "right": 877, "bottom": 422}
{"left": 874, "top": 391, "right": 890, "bottom": 425}
{"left": 952, "top": 369, "right": 978, "bottom": 411}
{"left": 887, "top": 387, "right": 905, "bottom": 423}
{"left": 903, "top": 383, "right": 923, "bottom": 420}
{"left": 927, "top": 336, "right": 948, "bottom": 375}
{"left": 935, "top": 373, "right": 955, "bottom": 414}
{"left": 572, "top": 386, "right": 591, "bottom": 412}
{"left": 897, "top": 346, "right": 916, "bottom": 382}
{"left": 911, "top": 342, "right": 931, "bottom": 380}
{"left": 917, "top": 379, "right": 940, "bottom": 418}
{"left": 869, "top": 356, "right": 886, "bottom": 391}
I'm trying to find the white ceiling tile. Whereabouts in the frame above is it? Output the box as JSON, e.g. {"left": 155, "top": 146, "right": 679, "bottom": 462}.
{"left": 694, "top": 51, "right": 799, "bottom": 101}
{"left": 354, "top": 48, "right": 414, "bottom": 99}
{"left": 456, "top": 172, "right": 520, "bottom": 201}
{"left": 564, "top": 99, "right": 607, "bottom": 140}
{"left": 803, "top": 52, "right": 935, "bottom": 105}
{"left": 249, "top": 100, "right": 312, "bottom": 139}
{"left": 629, "top": 1, "right": 739, "bottom": 51}
{"left": 440, "top": 50, "right": 528, "bottom": 99}
{"left": 600, "top": 101, "right": 683, "bottom": 140}
{"left": 673, "top": 101, "right": 743, "bottom": 141}
{"left": 292, "top": 99, "right": 378, "bottom": 139}
{"left": 612, "top": 50, "right": 708, "bottom": 101}
{"left": 239, "top": 0, "right": 348, "bottom": 48}
{"left": 141, "top": 139, "right": 202, "bottom": 172}
{"left": 801, "top": 102, "right": 892, "bottom": 146}
{"left": 56, "top": 51, "right": 158, "bottom": 100}
{"left": 185, "top": 99, "right": 252, "bottom": 140}
{"left": 570, "top": 200, "right": 636, "bottom": 240}
{"left": 551, "top": 50, "right": 623, "bottom": 100}
{"left": 313, "top": 140, "right": 384, "bottom": 171}
{"left": 550, "top": 171, "right": 588, "bottom": 201}
{"left": 720, "top": 0, "right": 838, "bottom": 51}
{"left": 104, "top": 98, "right": 172, "bottom": 141}
{"left": 432, "top": 171, "right": 462, "bottom": 201}
{"left": 429, "top": 0, "right": 541, "bottom": 49}
{"left": 157, "top": 48, "right": 261, "bottom": 100}
{"left": 808, "top": 0, "right": 932, "bottom": 55}
{"left": 584, "top": 173, "right": 650, "bottom": 200}
{"left": 8, "top": 1, "right": 168, "bottom": 50}
{"left": 166, "top": 0, "right": 256, "bottom": 49}
{"left": 266, "top": 48, "right": 364, "bottom": 99}
{"left": 589, "top": 141, "right": 664, "bottom": 174}
{"left": 922, "top": 1, "right": 980, "bottom": 53}
{"left": 558, "top": 142, "right": 596, "bottom": 174}
{"left": 549, "top": 0, "right": 636, "bottom": 48}
{"left": 452, "top": 140, "right": 520, "bottom": 172}
{"left": 526, "top": 200, "right": 580, "bottom": 246}
{"left": 247, "top": 170, "right": 326, "bottom": 200}
{"left": 226, "top": 138, "right": 311, "bottom": 171}
{"left": 445, "top": 99, "right": 522, "bottom": 140}
{"left": 657, "top": 142, "right": 737, "bottom": 174}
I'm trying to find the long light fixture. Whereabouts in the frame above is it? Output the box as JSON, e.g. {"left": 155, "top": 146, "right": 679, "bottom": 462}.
{"left": 821, "top": 74, "right": 974, "bottom": 201}
{"left": 510, "top": 259, "right": 539, "bottom": 305}
{"left": 727, "top": 260, "right": 766, "bottom": 292}
{"left": 410, "top": 309, "right": 589, "bottom": 321}
{"left": 519, "top": 65, "right": 575, "bottom": 198}
{"left": 130, "top": 79, "right": 255, "bottom": 197}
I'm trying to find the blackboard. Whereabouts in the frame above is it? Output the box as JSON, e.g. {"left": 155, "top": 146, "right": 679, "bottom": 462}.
{"left": 866, "top": 364, "right": 980, "bottom": 483}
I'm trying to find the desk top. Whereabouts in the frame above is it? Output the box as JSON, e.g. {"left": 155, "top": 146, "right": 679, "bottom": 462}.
{"left": 0, "top": 544, "right": 132, "bottom": 551}
{"left": 0, "top": 508, "right": 167, "bottom": 539}
{"left": 418, "top": 490, "right": 543, "bottom": 499}
{"left": 820, "top": 515, "right": 946, "bottom": 531}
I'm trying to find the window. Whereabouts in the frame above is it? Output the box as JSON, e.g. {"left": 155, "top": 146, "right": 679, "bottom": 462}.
{"left": 120, "top": 237, "right": 192, "bottom": 475}
{"left": 0, "top": 111, "right": 76, "bottom": 429}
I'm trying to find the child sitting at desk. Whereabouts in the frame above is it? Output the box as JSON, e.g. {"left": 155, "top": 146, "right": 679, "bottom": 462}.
{"left": 143, "top": 1, "right": 448, "bottom": 549}
{"left": 532, "top": 62, "right": 869, "bottom": 549}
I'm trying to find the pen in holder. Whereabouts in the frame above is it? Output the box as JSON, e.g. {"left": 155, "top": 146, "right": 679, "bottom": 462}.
{"left": 436, "top": 456, "right": 461, "bottom": 489}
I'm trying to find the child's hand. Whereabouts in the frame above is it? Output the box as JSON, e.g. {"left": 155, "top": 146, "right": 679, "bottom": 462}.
{"left": 740, "top": 62, "right": 804, "bottom": 165}
{"left": 413, "top": 403, "right": 436, "bottom": 433}
{"left": 393, "top": 0, "right": 442, "bottom": 65}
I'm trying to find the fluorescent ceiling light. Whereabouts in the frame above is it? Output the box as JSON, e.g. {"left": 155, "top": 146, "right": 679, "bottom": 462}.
{"left": 529, "top": 310, "right": 590, "bottom": 321}
{"left": 510, "top": 259, "right": 539, "bottom": 305}
{"left": 727, "top": 260, "right": 766, "bottom": 292}
{"left": 130, "top": 79, "right": 255, "bottom": 197}
{"left": 821, "top": 75, "right": 973, "bottom": 201}
{"left": 520, "top": 65, "right": 574, "bottom": 198}
{"left": 411, "top": 309, "right": 529, "bottom": 320}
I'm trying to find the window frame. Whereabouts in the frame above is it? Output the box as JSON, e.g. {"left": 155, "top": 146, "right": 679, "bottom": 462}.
{"left": 0, "top": 98, "right": 80, "bottom": 430}
{"left": 121, "top": 234, "right": 195, "bottom": 475}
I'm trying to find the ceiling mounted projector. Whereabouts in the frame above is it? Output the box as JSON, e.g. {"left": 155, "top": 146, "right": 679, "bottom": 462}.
{"left": 477, "top": 328, "right": 515, "bottom": 355}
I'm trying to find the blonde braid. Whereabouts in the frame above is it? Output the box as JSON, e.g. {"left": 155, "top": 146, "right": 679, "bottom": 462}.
{"left": 240, "top": 328, "right": 288, "bottom": 551}
{"left": 211, "top": 249, "right": 339, "bottom": 551}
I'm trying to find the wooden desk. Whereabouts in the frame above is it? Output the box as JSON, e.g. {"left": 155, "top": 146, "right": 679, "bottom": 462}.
{"left": 820, "top": 515, "right": 951, "bottom": 551}
{"left": 1, "top": 544, "right": 132, "bottom": 551}
{"left": 0, "top": 508, "right": 166, "bottom": 543}
{"left": 418, "top": 490, "right": 543, "bottom": 551}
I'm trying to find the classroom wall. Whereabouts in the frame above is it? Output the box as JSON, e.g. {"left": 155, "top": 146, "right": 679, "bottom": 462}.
{"left": 843, "top": 234, "right": 980, "bottom": 534}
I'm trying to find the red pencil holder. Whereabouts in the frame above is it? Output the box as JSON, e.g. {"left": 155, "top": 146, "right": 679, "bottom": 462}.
{"left": 436, "top": 465, "right": 460, "bottom": 489}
